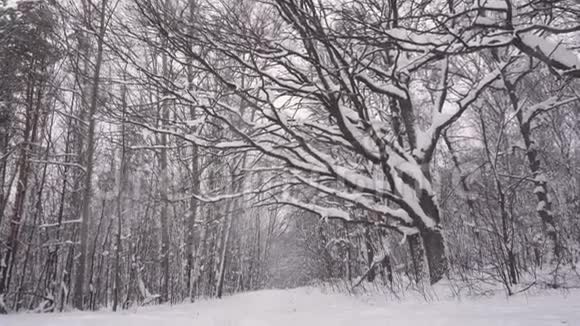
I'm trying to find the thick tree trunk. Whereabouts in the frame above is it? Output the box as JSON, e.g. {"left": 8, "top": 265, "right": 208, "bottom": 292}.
{"left": 407, "top": 219, "right": 448, "bottom": 286}
{"left": 421, "top": 227, "right": 447, "bottom": 284}
{"left": 409, "top": 228, "right": 446, "bottom": 285}
{"left": 408, "top": 234, "right": 426, "bottom": 284}
{"left": 407, "top": 164, "right": 448, "bottom": 285}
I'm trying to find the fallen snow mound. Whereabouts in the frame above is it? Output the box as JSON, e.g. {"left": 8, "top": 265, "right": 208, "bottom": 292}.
{"left": 1, "top": 287, "right": 579, "bottom": 326}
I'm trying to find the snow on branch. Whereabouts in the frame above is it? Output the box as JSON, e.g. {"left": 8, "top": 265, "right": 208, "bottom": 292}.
{"left": 521, "top": 96, "right": 579, "bottom": 125}
{"left": 280, "top": 196, "right": 411, "bottom": 234}
{"left": 292, "top": 173, "right": 414, "bottom": 224}
{"left": 281, "top": 198, "right": 351, "bottom": 221}
{"left": 38, "top": 219, "right": 82, "bottom": 228}
{"left": 168, "top": 179, "right": 297, "bottom": 204}
{"left": 515, "top": 32, "right": 580, "bottom": 78}
{"left": 30, "top": 160, "right": 87, "bottom": 172}
{"left": 415, "top": 65, "right": 506, "bottom": 162}
{"left": 355, "top": 73, "right": 408, "bottom": 99}
{"left": 458, "top": 66, "right": 505, "bottom": 109}
{"left": 128, "top": 120, "right": 249, "bottom": 150}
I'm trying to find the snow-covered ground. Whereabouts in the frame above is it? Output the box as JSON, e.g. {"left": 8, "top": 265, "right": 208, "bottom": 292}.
{"left": 1, "top": 287, "right": 579, "bottom": 326}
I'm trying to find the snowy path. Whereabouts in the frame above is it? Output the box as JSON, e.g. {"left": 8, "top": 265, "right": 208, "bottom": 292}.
{"left": 2, "top": 287, "right": 579, "bottom": 326}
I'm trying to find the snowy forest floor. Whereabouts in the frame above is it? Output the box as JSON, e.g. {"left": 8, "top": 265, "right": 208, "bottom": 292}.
{"left": 1, "top": 285, "right": 580, "bottom": 326}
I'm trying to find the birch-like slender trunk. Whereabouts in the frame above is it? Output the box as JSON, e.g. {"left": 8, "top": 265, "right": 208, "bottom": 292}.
{"left": 73, "top": 0, "right": 109, "bottom": 310}
{"left": 113, "top": 84, "right": 128, "bottom": 312}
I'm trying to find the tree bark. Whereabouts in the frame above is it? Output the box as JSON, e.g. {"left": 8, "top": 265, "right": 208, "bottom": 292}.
{"left": 364, "top": 228, "right": 376, "bottom": 282}
{"left": 0, "top": 67, "right": 42, "bottom": 308}
{"left": 502, "top": 76, "right": 560, "bottom": 263}
{"left": 72, "top": 0, "right": 108, "bottom": 310}
{"left": 215, "top": 203, "right": 233, "bottom": 299}
{"left": 113, "top": 83, "right": 128, "bottom": 312}
{"left": 518, "top": 119, "right": 559, "bottom": 262}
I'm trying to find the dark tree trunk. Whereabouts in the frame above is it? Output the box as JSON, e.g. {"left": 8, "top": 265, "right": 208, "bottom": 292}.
{"left": 364, "top": 228, "right": 375, "bottom": 282}
{"left": 421, "top": 227, "right": 447, "bottom": 284}
{"left": 408, "top": 234, "right": 426, "bottom": 284}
